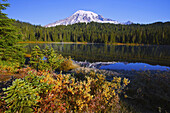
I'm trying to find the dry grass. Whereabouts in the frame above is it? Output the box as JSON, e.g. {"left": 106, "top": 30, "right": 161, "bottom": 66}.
{"left": 18, "top": 41, "right": 88, "bottom": 44}
{"left": 110, "top": 43, "right": 145, "bottom": 46}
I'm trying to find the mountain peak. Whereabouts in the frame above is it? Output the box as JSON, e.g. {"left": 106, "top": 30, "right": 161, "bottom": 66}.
{"left": 74, "top": 10, "right": 93, "bottom": 14}
{"left": 73, "top": 10, "right": 98, "bottom": 17}
{"left": 45, "top": 10, "right": 132, "bottom": 27}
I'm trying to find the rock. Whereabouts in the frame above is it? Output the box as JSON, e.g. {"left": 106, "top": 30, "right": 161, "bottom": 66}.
{"left": 74, "top": 61, "right": 116, "bottom": 69}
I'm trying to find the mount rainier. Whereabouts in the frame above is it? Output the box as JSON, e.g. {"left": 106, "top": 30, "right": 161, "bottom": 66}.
{"left": 45, "top": 10, "right": 132, "bottom": 27}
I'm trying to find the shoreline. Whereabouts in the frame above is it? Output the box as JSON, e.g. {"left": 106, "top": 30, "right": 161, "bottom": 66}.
{"left": 18, "top": 41, "right": 145, "bottom": 46}
{"left": 18, "top": 41, "right": 88, "bottom": 44}
{"left": 72, "top": 61, "right": 170, "bottom": 78}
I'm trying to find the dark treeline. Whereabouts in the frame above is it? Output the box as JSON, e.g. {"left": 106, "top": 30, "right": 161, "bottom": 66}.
{"left": 25, "top": 44, "right": 170, "bottom": 66}
{"left": 14, "top": 21, "right": 170, "bottom": 45}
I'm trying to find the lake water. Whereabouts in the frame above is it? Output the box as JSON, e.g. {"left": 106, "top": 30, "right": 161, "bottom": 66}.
{"left": 24, "top": 43, "right": 170, "bottom": 71}
{"left": 100, "top": 62, "right": 170, "bottom": 71}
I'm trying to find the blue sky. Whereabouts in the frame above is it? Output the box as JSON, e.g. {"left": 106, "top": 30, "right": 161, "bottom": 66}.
{"left": 4, "top": 0, "right": 170, "bottom": 26}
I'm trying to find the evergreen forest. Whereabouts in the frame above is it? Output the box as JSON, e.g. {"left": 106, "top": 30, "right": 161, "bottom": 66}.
{"left": 14, "top": 20, "right": 170, "bottom": 45}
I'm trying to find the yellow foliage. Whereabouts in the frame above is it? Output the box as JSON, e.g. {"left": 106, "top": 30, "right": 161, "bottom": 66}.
{"left": 37, "top": 72, "right": 130, "bottom": 113}
{"left": 60, "top": 56, "right": 79, "bottom": 71}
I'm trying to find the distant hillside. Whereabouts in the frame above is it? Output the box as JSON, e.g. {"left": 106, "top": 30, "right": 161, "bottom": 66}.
{"left": 14, "top": 20, "right": 170, "bottom": 45}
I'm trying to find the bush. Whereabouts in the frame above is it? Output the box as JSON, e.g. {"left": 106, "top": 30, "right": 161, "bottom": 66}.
{"left": 1, "top": 69, "right": 130, "bottom": 113}
{"left": 30, "top": 46, "right": 65, "bottom": 72}
{"left": 29, "top": 45, "right": 77, "bottom": 72}
{"left": 2, "top": 72, "right": 53, "bottom": 113}
{"left": 43, "top": 46, "right": 64, "bottom": 72}
{"left": 59, "top": 56, "right": 78, "bottom": 71}
{"left": 0, "top": 60, "right": 19, "bottom": 73}
{"left": 36, "top": 73, "right": 130, "bottom": 112}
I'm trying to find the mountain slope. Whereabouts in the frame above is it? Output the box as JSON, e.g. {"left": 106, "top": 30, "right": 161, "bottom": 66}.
{"left": 45, "top": 10, "right": 132, "bottom": 27}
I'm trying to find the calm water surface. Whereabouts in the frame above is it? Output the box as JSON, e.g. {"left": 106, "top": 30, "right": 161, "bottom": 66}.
{"left": 24, "top": 43, "right": 170, "bottom": 71}
{"left": 100, "top": 62, "right": 170, "bottom": 71}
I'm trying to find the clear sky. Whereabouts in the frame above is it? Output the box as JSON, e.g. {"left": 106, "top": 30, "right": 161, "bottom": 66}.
{"left": 3, "top": 0, "right": 170, "bottom": 26}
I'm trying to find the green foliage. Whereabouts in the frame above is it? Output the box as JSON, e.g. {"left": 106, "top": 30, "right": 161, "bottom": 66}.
{"left": 30, "top": 45, "right": 68, "bottom": 72}
{"left": 30, "top": 45, "right": 44, "bottom": 70}
{"left": 43, "top": 46, "right": 64, "bottom": 72}
{"left": 2, "top": 72, "right": 53, "bottom": 113}
{"left": 0, "top": 60, "right": 19, "bottom": 73}
{"left": 15, "top": 21, "right": 170, "bottom": 45}
{"left": 0, "top": 0, "right": 10, "bottom": 18}
{"left": 0, "top": 0, "right": 25, "bottom": 65}
{"left": 3, "top": 79, "right": 39, "bottom": 113}
{"left": 2, "top": 45, "right": 26, "bottom": 65}
{"left": 24, "top": 72, "right": 53, "bottom": 95}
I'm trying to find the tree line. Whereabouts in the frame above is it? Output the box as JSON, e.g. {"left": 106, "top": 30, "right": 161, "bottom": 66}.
{"left": 14, "top": 20, "right": 170, "bottom": 45}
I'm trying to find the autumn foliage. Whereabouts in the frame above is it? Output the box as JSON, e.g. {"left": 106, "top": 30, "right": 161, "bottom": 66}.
{"left": 1, "top": 69, "right": 130, "bottom": 113}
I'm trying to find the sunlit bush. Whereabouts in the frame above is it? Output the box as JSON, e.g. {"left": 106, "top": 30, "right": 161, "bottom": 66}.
{"left": 59, "top": 56, "right": 77, "bottom": 71}
{"left": 1, "top": 68, "right": 130, "bottom": 113}
{"left": 35, "top": 72, "right": 130, "bottom": 112}
{"left": 29, "top": 45, "right": 76, "bottom": 72}
{"left": 0, "top": 61, "right": 19, "bottom": 73}
{"left": 2, "top": 72, "right": 53, "bottom": 113}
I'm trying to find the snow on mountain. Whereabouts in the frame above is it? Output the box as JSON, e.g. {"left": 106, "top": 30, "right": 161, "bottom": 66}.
{"left": 45, "top": 10, "right": 132, "bottom": 27}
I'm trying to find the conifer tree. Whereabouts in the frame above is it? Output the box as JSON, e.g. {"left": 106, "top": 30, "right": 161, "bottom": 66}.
{"left": 43, "top": 46, "right": 64, "bottom": 72}
{"left": 30, "top": 45, "right": 43, "bottom": 71}
{"left": 0, "top": 0, "right": 25, "bottom": 65}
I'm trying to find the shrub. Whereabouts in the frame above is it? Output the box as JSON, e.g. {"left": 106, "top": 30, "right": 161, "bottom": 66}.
{"left": 2, "top": 79, "right": 39, "bottom": 113}
{"left": 30, "top": 46, "right": 65, "bottom": 72}
{"left": 43, "top": 46, "right": 64, "bottom": 72}
{"left": 36, "top": 73, "right": 130, "bottom": 112}
{"left": 29, "top": 45, "right": 44, "bottom": 71}
{"left": 0, "top": 60, "right": 19, "bottom": 73}
{"left": 1, "top": 69, "right": 130, "bottom": 113}
{"left": 60, "top": 56, "right": 77, "bottom": 71}
{"left": 2, "top": 72, "right": 53, "bottom": 113}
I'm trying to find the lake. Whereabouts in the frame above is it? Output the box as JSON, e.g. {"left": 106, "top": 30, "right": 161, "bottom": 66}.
{"left": 24, "top": 43, "right": 170, "bottom": 71}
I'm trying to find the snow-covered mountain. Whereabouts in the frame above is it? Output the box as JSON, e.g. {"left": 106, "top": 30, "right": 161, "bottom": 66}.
{"left": 45, "top": 10, "right": 132, "bottom": 27}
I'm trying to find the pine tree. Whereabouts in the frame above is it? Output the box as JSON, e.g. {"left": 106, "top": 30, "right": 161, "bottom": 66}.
{"left": 30, "top": 45, "right": 43, "bottom": 71}
{"left": 0, "top": 0, "right": 25, "bottom": 65}
{"left": 43, "top": 46, "right": 64, "bottom": 72}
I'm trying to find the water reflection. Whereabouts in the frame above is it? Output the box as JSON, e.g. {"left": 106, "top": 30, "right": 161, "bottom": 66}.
{"left": 24, "top": 43, "right": 170, "bottom": 67}
{"left": 100, "top": 62, "right": 170, "bottom": 71}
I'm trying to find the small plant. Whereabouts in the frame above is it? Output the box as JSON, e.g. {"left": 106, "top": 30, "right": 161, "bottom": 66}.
{"left": 30, "top": 46, "right": 65, "bottom": 72}
{"left": 0, "top": 60, "right": 19, "bottom": 73}
{"left": 29, "top": 45, "right": 44, "bottom": 71}
{"left": 60, "top": 56, "right": 75, "bottom": 71}
{"left": 2, "top": 72, "right": 53, "bottom": 113}
{"left": 3, "top": 79, "right": 39, "bottom": 113}
{"left": 43, "top": 46, "right": 64, "bottom": 72}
